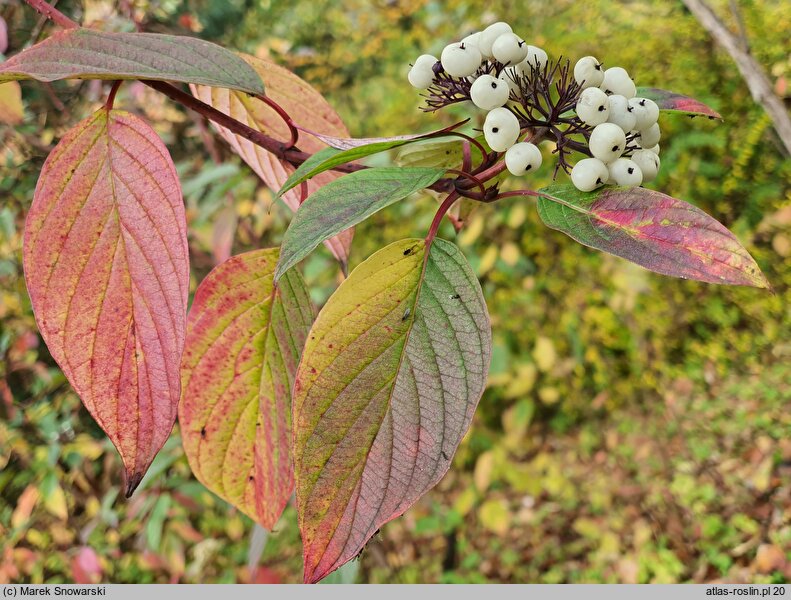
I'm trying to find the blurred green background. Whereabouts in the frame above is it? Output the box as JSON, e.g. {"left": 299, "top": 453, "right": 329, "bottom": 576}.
{"left": 1, "top": 0, "right": 790, "bottom": 584}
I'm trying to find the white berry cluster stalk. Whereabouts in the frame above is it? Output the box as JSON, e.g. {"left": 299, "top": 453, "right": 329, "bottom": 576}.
{"left": 407, "top": 21, "right": 663, "bottom": 195}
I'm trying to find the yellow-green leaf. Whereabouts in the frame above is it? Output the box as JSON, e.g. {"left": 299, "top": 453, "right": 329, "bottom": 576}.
{"left": 179, "top": 249, "right": 314, "bottom": 529}
{"left": 293, "top": 238, "right": 491, "bottom": 583}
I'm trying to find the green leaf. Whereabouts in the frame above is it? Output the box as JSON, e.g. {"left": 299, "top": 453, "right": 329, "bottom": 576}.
{"left": 274, "top": 167, "right": 446, "bottom": 280}
{"left": 277, "top": 123, "right": 466, "bottom": 196}
{"left": 536, "top": 184, "right": 769, "bottom": 288}
{"left": 277, "top": 146, "right": 342, "bottom": 196}
{"left": 396, "top": 136, "right": 488, "bottom": 169}
{"left": 293, "top": 238, "right": 491, "bottom": 583}
{"left": 635, "top": 87, "right": 722, "bottom": 119}
{"left": 145, "top": 493, "right": 171, "bottom": 551}
{"left": 0, "top": 28, "right": 264, "bottom": 94}
{"left": 299, "top": 121, "right": 467, "bottom": 150}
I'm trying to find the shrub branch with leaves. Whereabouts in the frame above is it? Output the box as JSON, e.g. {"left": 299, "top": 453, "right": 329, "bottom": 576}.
{"left": 4, "top": 0, "right": 771, "bottom": 584}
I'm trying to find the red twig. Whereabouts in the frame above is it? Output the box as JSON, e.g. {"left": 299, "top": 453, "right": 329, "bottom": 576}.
{"left": 426, "top": 190, "right": 459, "bottom": 244}
{"left": 105, "top": 80, "right": 121, "bottom": 110}
{"left": 461, "top": 140, "right": 471, "bottom": 173}
{"left": 446, "top": 169, "right": 486, "bottom": 199}
{"left": 23, "top": 0, "right": 77, "bottom": 28}
{"left": 256, "top": 94, "right": 299, "bottom": 148}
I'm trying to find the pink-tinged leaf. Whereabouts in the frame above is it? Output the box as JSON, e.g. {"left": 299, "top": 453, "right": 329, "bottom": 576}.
{"left": 298, "top": 120, "right": 468, "bottom": 150}
{"left": 71, "top": 547, "right": 102, "bottom": 584}
{"left": 636, "top": 87, "right": 722, "bottom": 119}
{"left": 190, "top": 55, "right": 353, "bottom": 270}
{"left": 179, "top": 249, "right": 314, "bottom": 529}
{"left": 211, "top": 205, "right": 237, "bottom": 264}
{"left": 23, "top": 109, "right": 189, "bottom": 496}
{"left": 0, "top": 28, "right": 263, "bottom": 94}
{"left": 0, "top": 17, "right": 8, "bottom": 55}
{"left": 293, "top": 238, "right": 491, "bottom": 583}
{"left": 537, "top": 184, "right": 770, "bottom": 289}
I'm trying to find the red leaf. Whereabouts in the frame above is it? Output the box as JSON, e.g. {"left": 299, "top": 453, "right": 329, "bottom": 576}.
{"left": 24, "top": 109, "right": 189, "bottom": 495}
{"left": 191, "top": 55, "right": 353, "bottom": 271}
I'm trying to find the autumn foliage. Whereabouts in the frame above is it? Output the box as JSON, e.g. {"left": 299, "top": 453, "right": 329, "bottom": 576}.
{"left": 1, "top": 0, "right": 777, "bottom": 584}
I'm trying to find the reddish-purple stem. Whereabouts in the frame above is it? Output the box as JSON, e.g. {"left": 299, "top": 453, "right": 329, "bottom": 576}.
{"left": 105, "top": 80, "right": 121, "bottom": 110}
{"left": 256, "top": 93, "right": 299, "bottom": 148}
{"left": 23, "top": 0, "right": 77, "bottom": 28}
{"left": 426, "top": 190, "right": 460, "bottom": 244}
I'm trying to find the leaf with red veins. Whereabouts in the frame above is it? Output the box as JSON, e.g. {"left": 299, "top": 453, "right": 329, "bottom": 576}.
{"left": 23, "top": 109, "right": 189, "bottom": 495}
{"left": 636, "top": 87, "right": 722, "bottom": 119}
{"left": 190, "top": 55, "right": 353, "bottom": 271}
{"left": 179, "top": 249, "right": 314, "bottom": 529}
{"left": 537, "top": 184, "right": 770, "bottom": 289}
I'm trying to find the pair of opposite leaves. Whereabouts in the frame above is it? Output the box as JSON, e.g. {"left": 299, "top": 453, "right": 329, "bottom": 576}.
{"left": 22, "top": 53, "right": 492, "bottom": 583}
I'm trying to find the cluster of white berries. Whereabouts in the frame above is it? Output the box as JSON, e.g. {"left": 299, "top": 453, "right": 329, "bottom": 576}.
{"left": 408, "top": 21, "right": 548, "bottom": 178}
{"left": 570, "top": 57, "right": 662, "bottom": 192}
{"left": 408, "top": 25, "right": 665, "bottom": 193}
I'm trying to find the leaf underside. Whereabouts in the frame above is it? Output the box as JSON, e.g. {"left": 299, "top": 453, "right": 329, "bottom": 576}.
{"left": 190, "top": 55, "right": 353, "bottom": 269}
{"left": 275, "top": 167, "right": 447, "bottom": 281}
{"left": 0, "top": 28, "right": 264, "bottom": 94}
{"left": 537, "top": 184, "right": 769, "bottom": 289}
{"left": 293, "top": 238, "right": 491, "bottom": 583}
{"left": 179, "top": 249, "right": 314, "bottom": 529}
{"left": 636, "top": 87, "right": 722, "bottom": 119}
{"left": 23, "top": 109, "right": 189, "bottom": 495}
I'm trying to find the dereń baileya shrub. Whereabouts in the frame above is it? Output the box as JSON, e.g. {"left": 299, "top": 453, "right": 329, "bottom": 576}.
{"left": 3, "top": 3, "right": 771, "bottom": 583}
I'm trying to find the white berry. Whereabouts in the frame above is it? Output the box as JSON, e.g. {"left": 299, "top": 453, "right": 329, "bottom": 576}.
{"left": 505, "top": 142, "right": 542, "bottom": 175}
{"left": 478, "top": 22, "right": 513, "bottom": 58}
{"left": 608, "top": 158, "right": 643, "bottom": 187}
{"left": 571, "top": 158, "right": 609, "bottom": 192}
{"left": 589, "top": 122, "right": 627, "bottom": 163}
{"left": 461, "top": 32, "right": 482, "bottom": 51}
{"left": 629, "top": 97, "right": 660, "bottom": 130}
{"left": 576, "top": 87, "right": 610, "bottom": 126}
{"left": 484, "top": 107, "right": 520, "bottom": 152}
{"left": 600, "top": 67, "right": 636, "bottom": 98}
{"left": 631, "top": 149, "right": 661, "bottom": 181}
{"left": 470, "top": 74, "right": 510, "bottom": 110}
{"left": 607, "top": 94, "right": 637, "bottom": 132}
{"left": 492, "top": 32, "right": 528, "bottom": 65}
{"left": 523, "top": 45, "right": 548, "bottom": 71}
{"left": 407, "top": 54, "right": 437, "bottom": 89}
{"left": 644, "top": 143, "right": 660, "bottom": 155}
{"left": 441, "top": 42, "right": 482, "bottom": 78}
{"left": 637, "top": 122, "right": 661, "bottom": 147}
{"left": 573, "top": 56, "right": 604, "bottom": 89}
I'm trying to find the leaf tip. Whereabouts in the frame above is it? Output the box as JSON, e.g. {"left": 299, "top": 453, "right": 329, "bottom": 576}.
{"left": 124, "top": 470, "right": 145, "bottom": 498}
